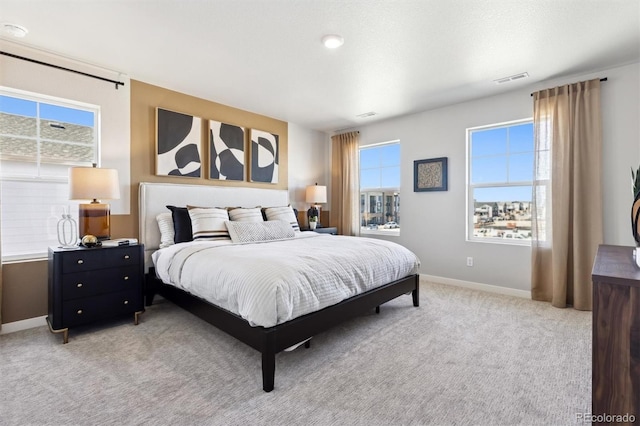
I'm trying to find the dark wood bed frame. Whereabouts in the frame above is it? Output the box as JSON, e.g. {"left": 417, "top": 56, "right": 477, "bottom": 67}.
{"left": 146, "top": 270, "right": 419, "bottom": 392}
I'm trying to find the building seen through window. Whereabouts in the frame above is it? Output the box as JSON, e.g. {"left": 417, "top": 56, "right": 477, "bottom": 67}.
{"left": 359, "top": 142, "right": 400, "bottom": 234}
{"left": 467, "top": 120, "right": 534, "bottom": 243}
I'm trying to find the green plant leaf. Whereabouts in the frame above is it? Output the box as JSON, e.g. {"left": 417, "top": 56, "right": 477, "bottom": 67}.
{"left": 633, "top": 165, "right": 640, "bottom": 198}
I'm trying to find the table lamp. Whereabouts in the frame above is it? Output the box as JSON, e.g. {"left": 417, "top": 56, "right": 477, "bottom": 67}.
{"left": 305, "top": 183, "right": 327, "bottom": 228}
{"left": 69, "top": 165, "right": 120, "bottom": 240}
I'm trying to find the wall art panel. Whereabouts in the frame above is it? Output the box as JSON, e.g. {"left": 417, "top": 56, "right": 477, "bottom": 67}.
{"left": 250, "top": 129, "right": 279, "bottom": 184}
{"left": 156, "top": 108, "right": 202, "bottom": 178}
{"left": 209, "top": 120, "right": 245, "bottom": 181}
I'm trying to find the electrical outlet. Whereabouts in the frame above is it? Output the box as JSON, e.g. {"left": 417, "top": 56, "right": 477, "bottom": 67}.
{"left": 466, "top": 257, "right": 473, "bottom": 267}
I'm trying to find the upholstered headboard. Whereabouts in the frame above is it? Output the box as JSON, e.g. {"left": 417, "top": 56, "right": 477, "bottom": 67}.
{"left": 139, "top": 182, "right": 289, "bottom": 270}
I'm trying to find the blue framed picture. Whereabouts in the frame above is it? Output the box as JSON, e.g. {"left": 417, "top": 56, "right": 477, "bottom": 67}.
{"left": 414, "top": 157, "right": 448, "bottom": 192}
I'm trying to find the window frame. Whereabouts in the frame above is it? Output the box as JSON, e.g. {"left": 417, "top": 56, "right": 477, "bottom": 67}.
{"left": 1, "top": 87, "right": 101, "bottom": 261}
{"left": 465, "top": 118, "right": 533, "bottom": 246}
{"left": 359, "top": 140, "right": 401, "bottom": 237}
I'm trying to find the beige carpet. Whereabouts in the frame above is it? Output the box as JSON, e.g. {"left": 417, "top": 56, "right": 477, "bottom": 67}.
{"left": 0, "top": 280, "right": 591, "bottom": 425}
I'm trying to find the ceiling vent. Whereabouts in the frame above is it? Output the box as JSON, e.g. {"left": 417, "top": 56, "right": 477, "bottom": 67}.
{"left": 356, "top": 111, "right": 377, "bottom": 118}
{"left": 493, "top": 72, "right": 529, "bottom": 85}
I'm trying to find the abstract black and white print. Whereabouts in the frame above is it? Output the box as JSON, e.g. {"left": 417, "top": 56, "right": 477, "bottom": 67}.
{"left": 209, "top": 120, "right": 245, "bottom": 181}
{"left": 250, "top": 129, "right": 279, "bottom": 184}
{"left": 156, "top": 108, "right": 202, "bottom": 178}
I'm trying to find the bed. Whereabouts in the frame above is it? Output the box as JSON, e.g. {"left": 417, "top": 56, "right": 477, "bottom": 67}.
{"left": 140, "top": 182, "right": 420, "bottom": 392}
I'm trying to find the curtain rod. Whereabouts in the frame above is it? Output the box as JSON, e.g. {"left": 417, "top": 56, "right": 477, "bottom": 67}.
{"left": 0, "top": 51, "right": 125, "bottom": 89}
{"left": 530, "top": 77, "right": 607, "bottom": 97}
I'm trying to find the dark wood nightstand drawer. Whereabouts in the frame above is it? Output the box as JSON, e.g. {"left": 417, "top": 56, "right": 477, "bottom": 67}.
{"left": 61, "top": 246, "right": 141, "bottom": 273}
{"left": 62, "top": 290, "right": 142, "bottom": 328}
{"left": 48, "top": 244, "right": 145, "bottom": 341}
{"left": 61, "top": 266, "right": 141, "bottom": 301}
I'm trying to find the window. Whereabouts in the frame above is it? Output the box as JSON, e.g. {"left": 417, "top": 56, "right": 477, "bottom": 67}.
{"left": 360, "top": 141, "right": 400, "bottom": 235}
{"left": 0, "top": 88, "right": 99, "bottom": 260}
{"left": 467, "top": 120, "right": 534, "bottom": 244}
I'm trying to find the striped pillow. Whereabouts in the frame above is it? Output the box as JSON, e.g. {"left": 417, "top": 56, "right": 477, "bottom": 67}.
{"left": 228, "top": 207, "right": 264, "bottom": 222}
{"left": 263, "top": 206, "right": 300, "bottom": 232}
{"left": 156, "top": 212, "right": 175, "bottom": 248}
{"left": 187, "top": 206, "right": 231, "bottom": 241}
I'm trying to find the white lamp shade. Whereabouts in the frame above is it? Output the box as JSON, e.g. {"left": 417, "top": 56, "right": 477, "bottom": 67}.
{"left": 305, "top": 185, "right": 327, "bottom": 204}
{"left": 69, "top": 167, "right": 120, "bottom": 201}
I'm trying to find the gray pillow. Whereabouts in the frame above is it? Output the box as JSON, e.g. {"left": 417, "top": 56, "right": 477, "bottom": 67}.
{"left": 225, "top": 220, "right": 295, "bottom": 244}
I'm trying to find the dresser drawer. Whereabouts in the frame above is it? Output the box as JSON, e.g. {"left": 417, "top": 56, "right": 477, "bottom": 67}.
{"left": 62, "top": 290, "right": 142, "bottom": 328}
{"left": 61, "top": 266, "right": 141, "bottom": 301}
{"left": 61, "top": 246, "right": 141, "bottom": 273}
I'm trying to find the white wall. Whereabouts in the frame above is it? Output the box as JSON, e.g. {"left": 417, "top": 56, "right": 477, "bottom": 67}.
{"left": 353, "top": 62, "right": 639, "bottom": 292}
{"left": 0, "top": 40, "right": 131, "bottom": 214}
{"left": 287, "top": 122, "right": 330, "bottom": 214}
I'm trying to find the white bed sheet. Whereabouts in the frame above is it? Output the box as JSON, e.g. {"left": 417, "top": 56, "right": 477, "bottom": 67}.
{"left": 152, "top": 232, "right": 420, "bottom": 327}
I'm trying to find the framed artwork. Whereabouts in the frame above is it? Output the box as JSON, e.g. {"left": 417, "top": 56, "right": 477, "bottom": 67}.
{"left": 209, "top": 120, "right": 245, "bottom": 181}
{"left": 414, "top": 157, "right": 448, "bottom": 192}
{"left": 156, "top": 108, "right": 202, "bottom": 178}
{"left": 249, "top": 129, "right": 279, "bottom": 184}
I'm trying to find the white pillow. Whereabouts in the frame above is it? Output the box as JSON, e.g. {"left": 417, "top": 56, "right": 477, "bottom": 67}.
{"left": 225, "top": 220, "right": 295, "bottom": 244}
{"left": 156, "top": 212, "right": 175, "bottom": 248}
{"left": 228, "top": 207, "right": 264, "bottom": 222}
{"left": 263, "top": 206, "right": 300, "bottom": 232}
{"left": 187, "top": 206, "right": 231, "bottom": 241}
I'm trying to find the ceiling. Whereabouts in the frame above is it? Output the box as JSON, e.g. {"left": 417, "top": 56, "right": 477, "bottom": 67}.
{"left": 1, "top": 0, "right": 639, "bottom": 132}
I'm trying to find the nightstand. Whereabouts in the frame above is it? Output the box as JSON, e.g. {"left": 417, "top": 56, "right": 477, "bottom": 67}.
{"left": 47, "top": 244, "right": 145, "bottom": 343}
{"left": 300, "top": 226, "right": 338, "bottom": 235}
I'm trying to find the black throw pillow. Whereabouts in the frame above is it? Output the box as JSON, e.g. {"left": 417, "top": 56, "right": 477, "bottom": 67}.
{"left": 166, "top": 205, "right": 193, "bottom": 243}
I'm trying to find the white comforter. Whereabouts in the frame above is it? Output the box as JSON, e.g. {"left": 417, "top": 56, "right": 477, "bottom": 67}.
{"left": 152, "top": 232, "right": 420, "bottom": 327}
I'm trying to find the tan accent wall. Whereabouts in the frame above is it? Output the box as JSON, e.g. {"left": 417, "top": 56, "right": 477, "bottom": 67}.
{"left": 1, "top": 261, "right": 47, "bottom": 323}
{"left": 1, "top": 79, "right": 288, "bottom": 324}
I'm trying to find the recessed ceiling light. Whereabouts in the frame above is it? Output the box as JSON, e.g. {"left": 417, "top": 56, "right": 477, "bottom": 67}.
{"left": 322, "top": 34, "right": 344, "bottom": 49}
{"left": 356, "top": 112, "right": 377, "bottom": 118}
{"left": 1, "top": 23, "right": 28, "bottom": 38}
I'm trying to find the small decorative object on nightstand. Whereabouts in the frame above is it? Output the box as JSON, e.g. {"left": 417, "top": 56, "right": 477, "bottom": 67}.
{"left": 47, "top": 244, "right": 144, "bottom": 343}
{"left": 56, "top": 206, "right": 78, "bottom": 248}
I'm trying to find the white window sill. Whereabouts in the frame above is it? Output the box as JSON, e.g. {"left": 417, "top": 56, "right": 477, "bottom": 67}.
{"left": 361, "top": 229, "right": 400, "bottom": 237}
{"left": 2, "top": 254, "right": 48, "bottom": 263}
{"left": 467, "top": 236, "right": 531, "bottom": 246}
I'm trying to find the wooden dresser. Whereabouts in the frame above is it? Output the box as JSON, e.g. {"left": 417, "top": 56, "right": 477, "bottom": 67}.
{"left": 592, "top": 244, "right": 640, "bottom": 423}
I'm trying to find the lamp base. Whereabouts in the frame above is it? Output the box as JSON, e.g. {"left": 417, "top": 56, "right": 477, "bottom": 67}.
{"left": 78, "top": 203, "right": 110, "bottom": 240}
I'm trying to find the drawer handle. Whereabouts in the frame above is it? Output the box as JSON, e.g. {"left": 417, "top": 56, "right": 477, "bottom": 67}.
{"left": 124, "top": 255, "right": 130, "bottom": 260}
{"left": 77, "top": 283, "right": 83, "bottom": 288}
{"left": 123, "top": 300, "right": 129, "bottom": 305}
{"left": 77, "top": 259, "right": 84, "bottom": 265}
{"left": 77, "top": 309, "right": 83, "bottom": 315}
{"left": 124, "top": 276, "right": 129, "bottom": 281}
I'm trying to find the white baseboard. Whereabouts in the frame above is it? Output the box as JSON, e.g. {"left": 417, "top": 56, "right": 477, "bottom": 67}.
{"left": 420, "top": 274, "right": 531, "bottom": 299}
{"left": 0, "top": 315, "right": 47, "bottom": 335}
